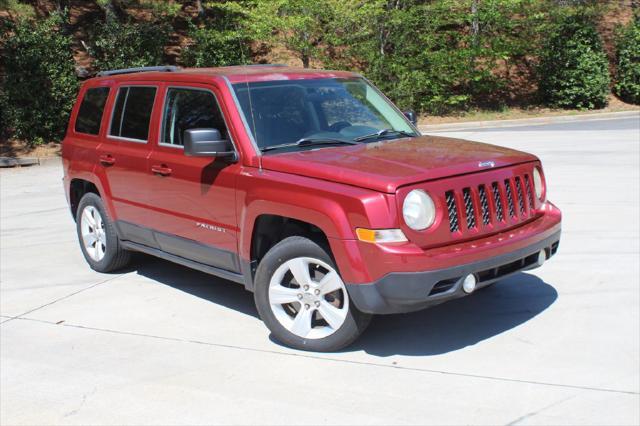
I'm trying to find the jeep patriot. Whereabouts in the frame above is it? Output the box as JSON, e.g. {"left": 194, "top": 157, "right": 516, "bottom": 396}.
{"left": 62, "top": 65, "right": 561, "bottom": 351}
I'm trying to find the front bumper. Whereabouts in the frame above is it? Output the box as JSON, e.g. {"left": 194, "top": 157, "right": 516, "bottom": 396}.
{"left": 347, "top": 229, "right": 560, "bottom": 314}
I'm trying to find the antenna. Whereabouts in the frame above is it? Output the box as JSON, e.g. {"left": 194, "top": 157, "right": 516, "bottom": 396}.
{"left": 236, "top": 24, "right": 262, "bottom": 172}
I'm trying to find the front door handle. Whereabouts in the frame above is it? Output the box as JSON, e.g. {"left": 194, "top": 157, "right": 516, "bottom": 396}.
{"left": 99, "top": 154, "right": 116, "bottom": 166}
{"left": 151, "top": 164, "right": 172, "bottom": 176}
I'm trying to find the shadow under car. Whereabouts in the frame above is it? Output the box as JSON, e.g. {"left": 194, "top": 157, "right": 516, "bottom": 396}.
{"left": 130, "top": 254, "right": 557, "bottom": 356}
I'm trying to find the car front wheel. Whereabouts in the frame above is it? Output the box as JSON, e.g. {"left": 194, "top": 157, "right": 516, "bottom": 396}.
{"left": 254, "top": 236, "right": 371, "bottom": 352}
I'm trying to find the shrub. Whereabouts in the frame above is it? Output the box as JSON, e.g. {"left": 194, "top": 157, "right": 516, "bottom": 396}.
{"left": 181, "top": 1, "right": 256, "bottom": 68}
{"left": 90, "top": 15, "right": 170, "bottom": 71}
{"left": 328, "top": 0, "right": 530, "bottom": 115}
{"left": 0, "top": 13, "right": 79, "bottom": 145}
{"left": 181, "top": 23, "right": 249, "bottom": 67}
{"left": 614, "top": 18, "right": 640, "bottom": 105}
{"left": 538, "top": 13, "right": 610, "bottom": 109}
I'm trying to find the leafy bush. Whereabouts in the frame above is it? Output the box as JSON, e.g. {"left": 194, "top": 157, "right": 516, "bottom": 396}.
{"left": 0, "top": 13, "right": 79, "bottom": 145}
{"left": 181, "top": 1, "right": 256, "bottom": 67}
{"left": 90, "top": 15, "right": 170, "bottom": 71}
{"left": 538, "top": 13, "right": 610, "bottom": 109}
{"left": 181, "top": 24, "right": 249, "bottom": 67}
{"left": 328, "top": 0, "right": 497, "bottom": 115}
{"left": 614, "top": 18, "right": 640, "bottom": 105}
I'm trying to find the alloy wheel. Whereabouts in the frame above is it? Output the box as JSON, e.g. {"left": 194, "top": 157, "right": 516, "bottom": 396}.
{"left": 80, "top": 205, "right": 106, "bottom": 261}
{"left": 268, "top": 257, "right": 349, "bottom": 339}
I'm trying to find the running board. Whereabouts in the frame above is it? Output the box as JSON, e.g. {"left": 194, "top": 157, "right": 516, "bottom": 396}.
{"left": 121, "top": 240, "right": 246, "bottom": 285}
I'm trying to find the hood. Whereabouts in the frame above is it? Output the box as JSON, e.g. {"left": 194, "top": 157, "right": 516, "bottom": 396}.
{"left": 259, "top": 135, "right": 538, "bottom": 193}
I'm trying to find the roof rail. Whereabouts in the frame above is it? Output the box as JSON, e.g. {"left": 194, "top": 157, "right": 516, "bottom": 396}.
{"left": 96, "top": 65, "right": 180, "bottom": 77}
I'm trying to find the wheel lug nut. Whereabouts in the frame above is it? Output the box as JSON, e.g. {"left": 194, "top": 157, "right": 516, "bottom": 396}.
{"left": 304, "top": 304, "right": 310, "bottom": 310}
{"left": 314, "top": 301, "right": 320, "bottom": 307}
{"left": 314, "top": 289, "right": 320, "bottom": 295}
{"left": 303, "top": 285, "right": 309, "bottom": 291}
{"left": 297, "top": 294, "right": 303, "bottom": 300}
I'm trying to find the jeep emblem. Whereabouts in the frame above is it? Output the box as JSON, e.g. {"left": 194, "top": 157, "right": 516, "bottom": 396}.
{"left": 478, "top": 161, "right": 495, "bottom": 168}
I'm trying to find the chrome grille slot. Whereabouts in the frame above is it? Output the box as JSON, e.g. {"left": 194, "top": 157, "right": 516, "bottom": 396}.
{"left": 491, "top": 182, "right": 504, "bottom": 222}
{"left": 504, "top": 179, "right": 516, "bottom": 218}
{"left": 462, "top": 188, "right": 476, "bottom": 229}
{"left": 445, "top": 190, "right": 459, "bottom": 232}
{"left": 515, "top": 176, "right": 526, "bottom": 215}
{"left": 478, "top": 185, "right": 491, "bottom": 226}
{"left": 524, "top": 174, "right": 535, "bottom": 209}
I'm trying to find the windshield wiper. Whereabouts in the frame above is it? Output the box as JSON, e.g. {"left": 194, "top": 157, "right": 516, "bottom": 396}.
{"left": 261, "top": 137, "right": 361, "bottom": 153}
{"left": 353, "top": 128, "right": 416, "bottom": 142}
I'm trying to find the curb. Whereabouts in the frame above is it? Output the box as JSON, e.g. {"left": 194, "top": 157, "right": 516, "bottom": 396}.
{"left": 418, "top": 110, "right": 639, "bottom": 132}
{"left": 0, "top": 157, "right": 40, "bottom": 168}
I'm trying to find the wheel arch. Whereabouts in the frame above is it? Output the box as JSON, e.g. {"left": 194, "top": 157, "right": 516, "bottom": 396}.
{"left": 240, "top": 204, "right": 354, "bottom": 291}
{"left": 69, "top": 178, "right": 101, "bottom": 220}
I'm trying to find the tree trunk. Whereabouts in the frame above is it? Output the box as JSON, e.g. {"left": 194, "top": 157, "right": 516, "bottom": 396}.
{"left": 195, "top": 0, "right": 204, "bottom": 17}
{"left": 471, "top": 0, "right": 479, "bottom": 49}
{"left": 302, "top": 54, "right": 310, "bottom": 68}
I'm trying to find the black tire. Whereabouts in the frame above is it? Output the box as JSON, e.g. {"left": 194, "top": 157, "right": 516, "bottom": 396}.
{"left": 76, "top": 192, "right": 131, "bottom": 273}
{"left": 254, "top": 236, "right": 371, "bottom": 352}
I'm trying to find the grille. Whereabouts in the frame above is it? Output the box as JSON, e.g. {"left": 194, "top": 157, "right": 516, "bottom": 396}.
{"left": 462, "top": 188, "right": 476, "bottom": 229}
{"left": 478, "top": 185, "right": 491, "bottom": 226}
{"left": 445, "top": 191, "right": 459, "bottom": 232}
{"left": 515, "top": 177, "right": 526, "bottom": 215}
{"left": 524, "top": 174, "right": 534, "bottom": 209}
{"left": 504, "top": 179, "right": 516, "bottom": 218}
{"left": 491, "top": 182, "right": 504, "bottom": 222}
{"left": 443, "top": 170, "right": 538, "bottom": 236}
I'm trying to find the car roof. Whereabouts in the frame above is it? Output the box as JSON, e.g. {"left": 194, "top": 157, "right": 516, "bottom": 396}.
{"left": 90, "top": 65, "right": 360, "bottom": 85}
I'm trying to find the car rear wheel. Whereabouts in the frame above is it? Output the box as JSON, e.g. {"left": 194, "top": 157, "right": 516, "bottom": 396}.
{"left": 254, "top": 236, "right": 371, "bottom": 352}
{"left": 76, "top": 193, "right": 131, "bottom": 272}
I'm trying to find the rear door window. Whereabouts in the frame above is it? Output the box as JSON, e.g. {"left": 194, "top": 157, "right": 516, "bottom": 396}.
{"left": 75, "top": 87, "right": 110, "bottom": 135}
{"left": 109, "top": 86, "right": 157, "bottom": 141}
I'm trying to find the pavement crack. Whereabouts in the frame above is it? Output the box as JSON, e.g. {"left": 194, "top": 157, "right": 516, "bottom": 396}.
{"left": 0, "top": 274, "right": 126, "bottom": 325}
{"left": 505, "top": 395, "right": 576, "bottom": 425}
{"left": 63, "top": 386, "right": 96, "bottom": 418}
{"left": 11, "top": 316, "right": 640, "bottom": 397}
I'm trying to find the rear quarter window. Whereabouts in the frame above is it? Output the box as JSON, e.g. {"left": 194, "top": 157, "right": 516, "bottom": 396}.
{"left": 74, "top": 87, "right": 110, "bottom": 135}
{"left": 109, "top": 86, "right": 157, "bottom": 141}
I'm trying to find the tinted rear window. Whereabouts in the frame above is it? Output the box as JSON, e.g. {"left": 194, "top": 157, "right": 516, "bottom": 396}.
{"left": 75, "top": 87, "right": 110, "bottom": 135}
{"left": 109, "top": 86, "right": 157, "bottom": 141}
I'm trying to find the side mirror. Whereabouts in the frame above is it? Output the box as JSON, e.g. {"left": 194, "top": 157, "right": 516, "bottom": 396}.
{"left": 183, "top": 128, "right": 236, "bottom": 160}
{"left": 403, "top": 110, "right": 418, "bottom": 126}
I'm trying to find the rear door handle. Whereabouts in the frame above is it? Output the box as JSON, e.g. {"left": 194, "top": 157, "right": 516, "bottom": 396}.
{"left": 99, "top": 154, "right": 116, "bottom": 166}
{"left": 151, "top": 164, "right": 172, "bottom": 176}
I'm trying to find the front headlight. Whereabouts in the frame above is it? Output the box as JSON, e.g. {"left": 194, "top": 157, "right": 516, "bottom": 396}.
{"left": 402, "top": 189, "right": 436, "bottom": 230}
{"left": 533, "top": 167, "right": 545, "bottom": 200}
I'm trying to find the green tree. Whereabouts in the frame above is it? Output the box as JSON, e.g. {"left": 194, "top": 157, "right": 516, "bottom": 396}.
{"left": 614, "top": 17, "right": 640, "bottom": 104}
{"left": 329, "top": 0, "right": 496, "bottom": 114}
{"left": 89, "top": 1, "right": 171, "bottom": 71}
{"left": 538, "top": 12, "right": 610, "bottom": 109}
{"left": 252, "top": 0, "right": 335, "bottom": 68}
{"left": 0, "top": 13, "right": 78, "bottom": 145}
{"left": 181, "top": 1, "right": 255, "bottom": 67}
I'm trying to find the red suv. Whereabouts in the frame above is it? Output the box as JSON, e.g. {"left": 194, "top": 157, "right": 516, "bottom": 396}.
{"left": 62, "top": 65, "right": 561, "bottom": 351}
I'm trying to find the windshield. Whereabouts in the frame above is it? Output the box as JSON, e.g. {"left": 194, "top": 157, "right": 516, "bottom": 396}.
{"left": 232, "top": 78, "right": 418, "bottom": 152}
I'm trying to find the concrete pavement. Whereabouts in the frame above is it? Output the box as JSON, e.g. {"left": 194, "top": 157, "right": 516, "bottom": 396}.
{"left": 1, "top": 116, "right": 639, "bottom": 425}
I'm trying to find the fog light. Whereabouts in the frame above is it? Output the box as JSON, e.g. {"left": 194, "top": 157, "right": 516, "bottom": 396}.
{"left": 462, "top": 274, "right": 477, "bottom": 294}
{"left": 537, "top": 250, "right": 547, "bottom": 266}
